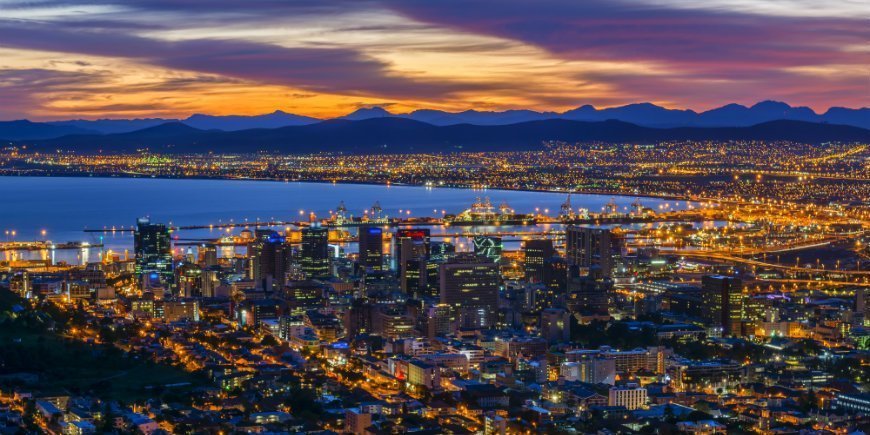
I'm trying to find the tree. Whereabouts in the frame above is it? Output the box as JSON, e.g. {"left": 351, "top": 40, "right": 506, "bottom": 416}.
{"left": 260, "top": 335, "right": 278, "bottom": 347}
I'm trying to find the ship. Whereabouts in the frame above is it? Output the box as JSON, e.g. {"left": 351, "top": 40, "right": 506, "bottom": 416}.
{"left": 444, "top": 197, "right": 536, "bottom": 226}
{"left": 326, "top": 200, "right": 391, "bottom": 227}
{"left": 559, "top": 194, "right": 589, "bottom": 222}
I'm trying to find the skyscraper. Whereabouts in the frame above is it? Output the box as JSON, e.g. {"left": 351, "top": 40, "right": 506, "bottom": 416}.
{"left": 430, "top": 241, "right": 455, "bottom": 262}
{"left": 133, "top": 217, "right": 173, "bottom": 287}
{"left": 567, "top": 271, "right": 611, "bottom": 316}
{"left": 543, "top": 256, "right": 568, "bottom": 293}
{"left": 702, "top": 275, "right": 744, "bottom": 337}
{"left": 440, "top": 253, "right": 500, "bottom": 329}
{"left": 174, "top": 263, "right": 202, "bottom": 298}
{"left": 399, "top": 237, "right": 428, "bottom": 297}
{"left": 248, "top": 230, "right": 291, "bottom": 291}
{"left": 473, "top": 236, "right": 503, "bottom": 263}
{"left": 540, "top": 307, "right": 571, "bottom": 343}
{"left": 358, "top": 225, "right": 384, "bottom": 273}
{"left": 394, "top": 228, "right": 430, "bottom": 270}
{"left": 200, "top": 266, "right": 222, "bottom": 298}
{"left": 565, "top": 226, "right": 624, "bottom": 277}
{"left": 300, "top": 223, "right": 330, "bottom": 279}
{"left": 523, "top": 239, "right": 554, "bottom": 283}
{"left": 199, "top": 243, "right": 218, "bottom": 267}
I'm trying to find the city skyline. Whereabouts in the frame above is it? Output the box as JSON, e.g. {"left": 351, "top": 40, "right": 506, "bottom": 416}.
{"left": 0, "top": 2, "right": 868, "bottom": 433}
{"left": 0, "top": 0, "right": 867, "bottom": 120}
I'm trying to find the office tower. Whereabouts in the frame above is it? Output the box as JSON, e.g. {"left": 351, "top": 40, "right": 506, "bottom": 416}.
{"left": 199, "top": 244, "right": 218, "bottom": 267}
{"left": 540, "top": 307, "right": 571, "bottom": 343}
{"left": 248, "top": 230, "right": 291, "bottom": 291}
{"left": 430, "top": 241, "right": 455, "bottom": 263}
{"left": 567, "top": 272, "right": 611, "bottom": 316}
{"left": 608, "top": 384, "right": 648, "bottom": 410}
{"left": 345, "top": 409, "right": 372, "bottom": 435}
{"left": 372, "top": 306, "right": 416, "bottom": 339}
{"left": 344, "top": 300, "right": 375, "bottom": 339}
{"left": 854, "top": 288, "right": 866, "bottom": 327}
{"left": 702, "top": 275, "right": 744, "bottom": 337}
{"left": 174, "top": 263, "right": 202, "bottom": 298}
{"left": 473, "top": 236, "right": 503, "bottom": 263}
{"left": 399, "top": 236, "right": 429, "bottom": 297}
{"left": 440, "top": 253, "right": 500, "bottom": 329}
{"left": 358, "top": 225, "right": 384, "bottom": 273}
{"left": 236, "top": 298, "right": 284, "bottom": 327}
{"left": 300, "top": 223, "right": 330, "bottom": 279}
{"left": 565, "top": 226, "right": 624, "bottom": 277}
{"left": 523, "top": 239, "right": 554, "bottom": 283}
{"left": 543, "top": 256, "right": 568, "bottom": 293}
{"left": 394, "top": 228, "right": 430, "bottom": 270}
{"left": 422, "top": 304, "right": 457, "bottom": 339}
{"left": 200, "top": 266, "right": 222, "bottom": 298}
{"left": 424, "top": 260, "right": 440, "bottom": 298}
{"left": 560, "top": 357, "right": 616, "bottom": 384}
{"left": 133, "top": 217, "right": 174, "bottom": 286}
{"left": 162, "top": 299, "right": 201, "bottom": 323}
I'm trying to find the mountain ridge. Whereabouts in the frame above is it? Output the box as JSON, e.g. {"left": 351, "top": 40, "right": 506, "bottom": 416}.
{"left": 1, "top": 100, "right": 866, "bottom": 140}
{"left": 15, "top": 118, "right": 869, "bottom": 154}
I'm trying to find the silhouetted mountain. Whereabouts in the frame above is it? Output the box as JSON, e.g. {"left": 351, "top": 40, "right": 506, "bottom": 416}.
{"left": 46, "top": 111, "right": 320, "bottom": 134}
{"left": 20, "top": 118, "right": 869, "bottom": 154}
{"left": 822, "top": 107, "right": 870, "bottom": 128}
{"left": 563, "top": 102, "right": 698, "bottom": 127}
{"left": 334, "top": 101, "right": 868, "bottom": 128}
{"left": 404, "top": 109, "right": 555, "bottom": 125}
{"left": 696, "top": 101, "right": 819, "bottom": 126}
{"left": 47, "top": 118, "right": 174, "bottom": 135}
{"left": 183, "top": 110, "right": 319, "bottom": 130}
{"left": 341, "top": 106, "right": 393, "bottom": 121}
{"left": 13, "top": 102, "right": 867, "bottom": 137}
{"left": 0, "top": 120, "right": 98, "bottom": 140}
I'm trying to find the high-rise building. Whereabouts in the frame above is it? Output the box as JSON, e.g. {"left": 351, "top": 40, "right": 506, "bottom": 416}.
{"left": 300, "top": 224, "right": 330, "bottom": 279}
{"left": 430, "top": 241, "right": 455, "bottom": 262}
{"left": 567, "top": 272, "right": 611, "bottom": 316}
{"left": 133, "top": 217, "right": 173, "bottom": 286}
{"left": 702, "top": 275, "right": 744, "bottom": 337}
{"left": 344, "top": 300, "right": 375, "bottom": 339}
{"left": 440, "top": 253, "right": 500, "bottom": 329}
{"left": 199, "top": 244, "right": 218, "bottom": 267}
{"left": 162, "top": 299, "right": 200, "bottom": 322}
{"left": 358, "top": 225, "right": 384, "bottom": 273}
{"left": 422, "top": 304, "right": 457, "bottom": 339}
{"left": 399, "top": 236, "right": 429, "bottom": 297}
{"left": 565, "top": 226, "right": 624, "bottom": 277}
{"left": 200, "top": 266, "right": 222, "bottom": 298}
{"left": 854, "top": 287, "right": 866, "bottom": 327}
{"left": 608, "top": 383, "right": 647, "bottom": 410}
{"left": 345, "top": 408, "right": 373, "bottom": 435}
{"left": 524, "top": 239, "right": 554, "bottom": 283}
{"left": 424, "top": 260, "right": 440, "bottom": 298}
{"left": 540, "top": 307, "right": 571, "bottom": 343}
{"left": 473, "top": 236, "right": 503, "bottom": 263}
{"left": 174, "top": 263, "right": 202, "bottom": 298}
{"left": 248, "top": 230, "right": 291, "bottom": 291}
{"left": 394, "top": 228, "right": 430, "bottom": 270}
{"left": 543, "top": 256, "right": 569, "bottom": 293}
{"left": 560, "top": 357, "right": 616, "bottom": 384}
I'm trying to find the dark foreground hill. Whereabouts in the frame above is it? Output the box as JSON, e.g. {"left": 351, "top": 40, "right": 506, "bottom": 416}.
{"left": 19, "top": 118, "right": 870, "bottom": 154}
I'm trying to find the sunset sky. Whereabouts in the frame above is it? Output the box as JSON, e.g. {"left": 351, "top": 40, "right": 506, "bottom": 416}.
{"left": 0, "top": 0, "right": 867, "bottom": 120}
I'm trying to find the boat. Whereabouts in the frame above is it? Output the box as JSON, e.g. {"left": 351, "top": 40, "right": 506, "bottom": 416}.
{"left": 444, "top": 197, "right": 536, "bottom": 226}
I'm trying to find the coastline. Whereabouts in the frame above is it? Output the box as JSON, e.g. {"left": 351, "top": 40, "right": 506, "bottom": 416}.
{"left": 0, "top": 171, "right": 696, "bottom": 203}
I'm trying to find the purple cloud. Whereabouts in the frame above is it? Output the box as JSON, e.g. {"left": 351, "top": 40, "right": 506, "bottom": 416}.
{"left": 0, "top": 19, "right": 470, "bottom": 100}
{"left": 385, "top": 0, "right": 868, "bottom": 109}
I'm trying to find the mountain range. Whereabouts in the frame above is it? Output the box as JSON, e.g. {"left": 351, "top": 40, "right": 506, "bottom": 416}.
{"left": 0, "top": 101, "right": 865, "bottom": 141}
{"left": 12, "top": 118, "right": 869, "bottom": 155}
